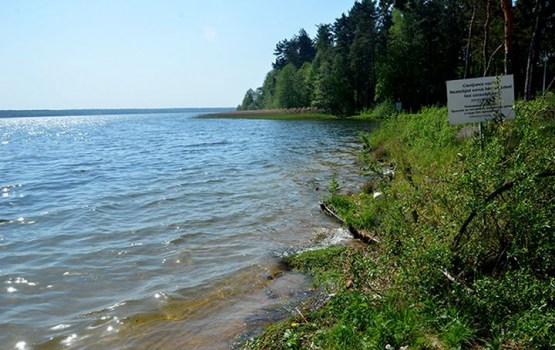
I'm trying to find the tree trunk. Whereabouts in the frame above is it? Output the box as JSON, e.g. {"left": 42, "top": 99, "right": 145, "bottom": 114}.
{"left": 464, "top": 1, "right": 477, "bottom": 79}
{"left": 524, "top": 0, "right": 543, "bottom": 100}
{"left": 500, "top": 0, "right": 514, "bottom": 75}
{"left": 483, "top": 0, "right": 493, "bottom": 76}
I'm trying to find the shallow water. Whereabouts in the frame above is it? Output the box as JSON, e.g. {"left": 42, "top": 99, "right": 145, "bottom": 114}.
{"left": 0, "top": 111, "right": 373, "bottom": 349}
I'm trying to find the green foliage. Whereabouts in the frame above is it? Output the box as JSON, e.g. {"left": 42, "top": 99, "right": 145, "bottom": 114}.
{"left": 311, "top": 291, "right": 425, "bottom": 350}
{"left": 348, "top": 0, "right": 379, "bottom": 110}
{"left": 273, "top": 29, "right": 316, "bottom": 70}
{"left": 199, "top": 112, "right": 336, "bottom": 120}
{"left": 325, "top": 177, "right": 339, "bottom": 196}
{"left": 261, "top": 69, "right": 279, "bottom": 109}
{"left": 275, "top": 64, "right": 304, "bottom": 109}
{"left": 376, "top": 8, "right": 426, "bottom": 110}
{"left": 239, "top": 88, "right": 264, "bottom": 111}
{"left": 355, "top": 100, "right": 554, "bottom": 348}
{"left": 360, "top": 100, "right": 398, "bottom": 120}
{"left": 240, "top": 0, "right": 554, "bottom": 114}
{"left": 449, "top": 100, "right": 555, "bottom": 280}
{"left": 286, "top": 246, "right": 349, "bottom": 292}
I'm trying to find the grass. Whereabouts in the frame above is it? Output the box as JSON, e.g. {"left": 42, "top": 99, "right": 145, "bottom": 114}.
{"left": 242, "top": 94, "right": 555, "bottom": 349}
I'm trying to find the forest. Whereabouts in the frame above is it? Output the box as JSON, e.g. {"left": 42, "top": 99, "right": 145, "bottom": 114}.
{"left": 238, "top": 0, "right": 554, "bottom": 116}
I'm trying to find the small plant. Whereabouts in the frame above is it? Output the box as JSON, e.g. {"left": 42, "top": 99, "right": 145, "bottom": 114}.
{"left": 360, "top": 100, "right": 399, "bottom": 120}
{"left": 325, "top": 177, "right": 339, "bottom": 197}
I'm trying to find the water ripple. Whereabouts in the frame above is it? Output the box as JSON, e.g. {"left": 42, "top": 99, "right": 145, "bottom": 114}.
{"left": 0, "top": 112, "right": 374, "bottom": 348}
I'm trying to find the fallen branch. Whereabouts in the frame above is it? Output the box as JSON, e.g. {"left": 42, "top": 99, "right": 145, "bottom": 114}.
{"left": 320, "top": 201, "right": 380, "bottom": 244}
{"left": 295, "top": 307, "right": 309, "bottom": 324}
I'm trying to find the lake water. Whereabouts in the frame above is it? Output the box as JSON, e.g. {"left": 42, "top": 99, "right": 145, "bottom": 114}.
{"left": 0, "top": 110, "right": 373, "bottom": 349}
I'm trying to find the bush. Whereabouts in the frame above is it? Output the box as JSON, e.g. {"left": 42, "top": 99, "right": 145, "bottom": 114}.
{"left": 360, "top": 100, "right": 399, "bottom": 120}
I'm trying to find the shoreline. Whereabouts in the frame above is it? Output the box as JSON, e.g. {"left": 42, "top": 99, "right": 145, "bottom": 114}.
{"left": 241, "top": 100, "right": 555, "bottom": 349}
{"left": 197, "top": 109, "right": 340, "bottom": 120}
{"left": 233, "top": 228, "right": 363, "bottom": 348}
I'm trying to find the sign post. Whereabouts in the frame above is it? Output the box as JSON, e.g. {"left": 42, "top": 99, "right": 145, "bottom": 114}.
{"left": 446, "top": 75, "right": 515, "bottom": 125}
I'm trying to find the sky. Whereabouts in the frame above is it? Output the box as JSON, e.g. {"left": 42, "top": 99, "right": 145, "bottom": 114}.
{"left": 0, "top": 0, "right": 356, "bottom": 110}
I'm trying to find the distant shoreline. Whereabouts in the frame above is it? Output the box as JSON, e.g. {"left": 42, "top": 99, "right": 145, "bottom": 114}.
{"left": 197, "top": 108, "right": 342, "bottom": 120}
{"left": 0, "top": 107, "right": 234, "bottom": 119}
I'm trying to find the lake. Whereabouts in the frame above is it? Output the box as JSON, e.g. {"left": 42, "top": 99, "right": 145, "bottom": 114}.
{"left": 0, "top": 110, "right": 373, "bottom": 349}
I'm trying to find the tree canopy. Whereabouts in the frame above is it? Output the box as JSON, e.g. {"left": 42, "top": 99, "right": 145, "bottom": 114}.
{"left": 238, "top": 0, "right": 555, "bottom": 115}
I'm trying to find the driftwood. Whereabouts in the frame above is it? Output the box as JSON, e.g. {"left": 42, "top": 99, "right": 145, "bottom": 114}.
{"left": 320, "top": 201, "right": 380, "bottom": 244}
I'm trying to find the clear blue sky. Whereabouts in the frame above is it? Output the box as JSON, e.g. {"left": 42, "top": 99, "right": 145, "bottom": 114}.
{"left": 0, "top": 0, "right": 355, "bottom": 110}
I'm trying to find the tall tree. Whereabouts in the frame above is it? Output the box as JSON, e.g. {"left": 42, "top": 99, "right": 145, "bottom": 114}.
{"left": 273, "top": 29, "right": 315, "bottom": 69}
{"left": 331, "top": 53, "right": 355, "bottom": 115}
{"left": 483, "top": 0, "right": 494, "bottom": 75}
{"left": 515, "top": 0, "right": 555, "bottom": 99}
{"left": 464, "top": 0, "right": 478, "bottom": 78}
{"left": 377, "top": 8, "right": 426, "bottom": 110}
{"left": 311, "top": 24, "right": 337, "bottom": 112}
{"left": 523, "top": 0, "right": 543, "bottom": 99}
{"left": 500, "top": 0, "right": 514, "bottom": 74}
{"left": 298, "top": 62, "right": 314, "bottom": 107}
{"left": 261, "top": 69, "right": 279, "bottom": 109}
{"left": 334, "top": 14, "right": 355, "bottom": 58}
{"left": 274, "top": 63, "right": 303, "bottom": 108}
{"left": 349, "top": 0, "right": 379, "bottom": 110}
{"left": 331, "top": 13, "right": 357, "bottom": 115}
{"left": 273, "top": 39, "right": 295, "bottom": 70}
{"left": 239, "top": 89, "right": 255, "bottom": 110}
{"left": 314, "top": 24, "right": 334, "bottom": 53}
{"left": 297, "top": 29, "right": 316, "bottom": 66}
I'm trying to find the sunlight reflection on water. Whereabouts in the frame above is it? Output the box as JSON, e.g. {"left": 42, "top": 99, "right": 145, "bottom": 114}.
{"left": 0, "top": 112, "right": 374, "bottom": 348}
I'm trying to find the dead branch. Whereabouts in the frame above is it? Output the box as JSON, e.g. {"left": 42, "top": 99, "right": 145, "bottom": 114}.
{"left": 320, "top": 201, "right": 380, "bottom": 244}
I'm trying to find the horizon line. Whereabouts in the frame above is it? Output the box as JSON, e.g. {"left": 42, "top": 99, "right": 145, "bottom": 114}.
{"left": 0, "top": 107, "right": 235, "bottom": 119}
{"left": 0, "top": 106, "right": 234, "bottom": 112}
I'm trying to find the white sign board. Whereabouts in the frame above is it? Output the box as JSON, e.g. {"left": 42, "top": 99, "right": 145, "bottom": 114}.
{"left": 446, "top": 75, "right": 515, "bottom": 125}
